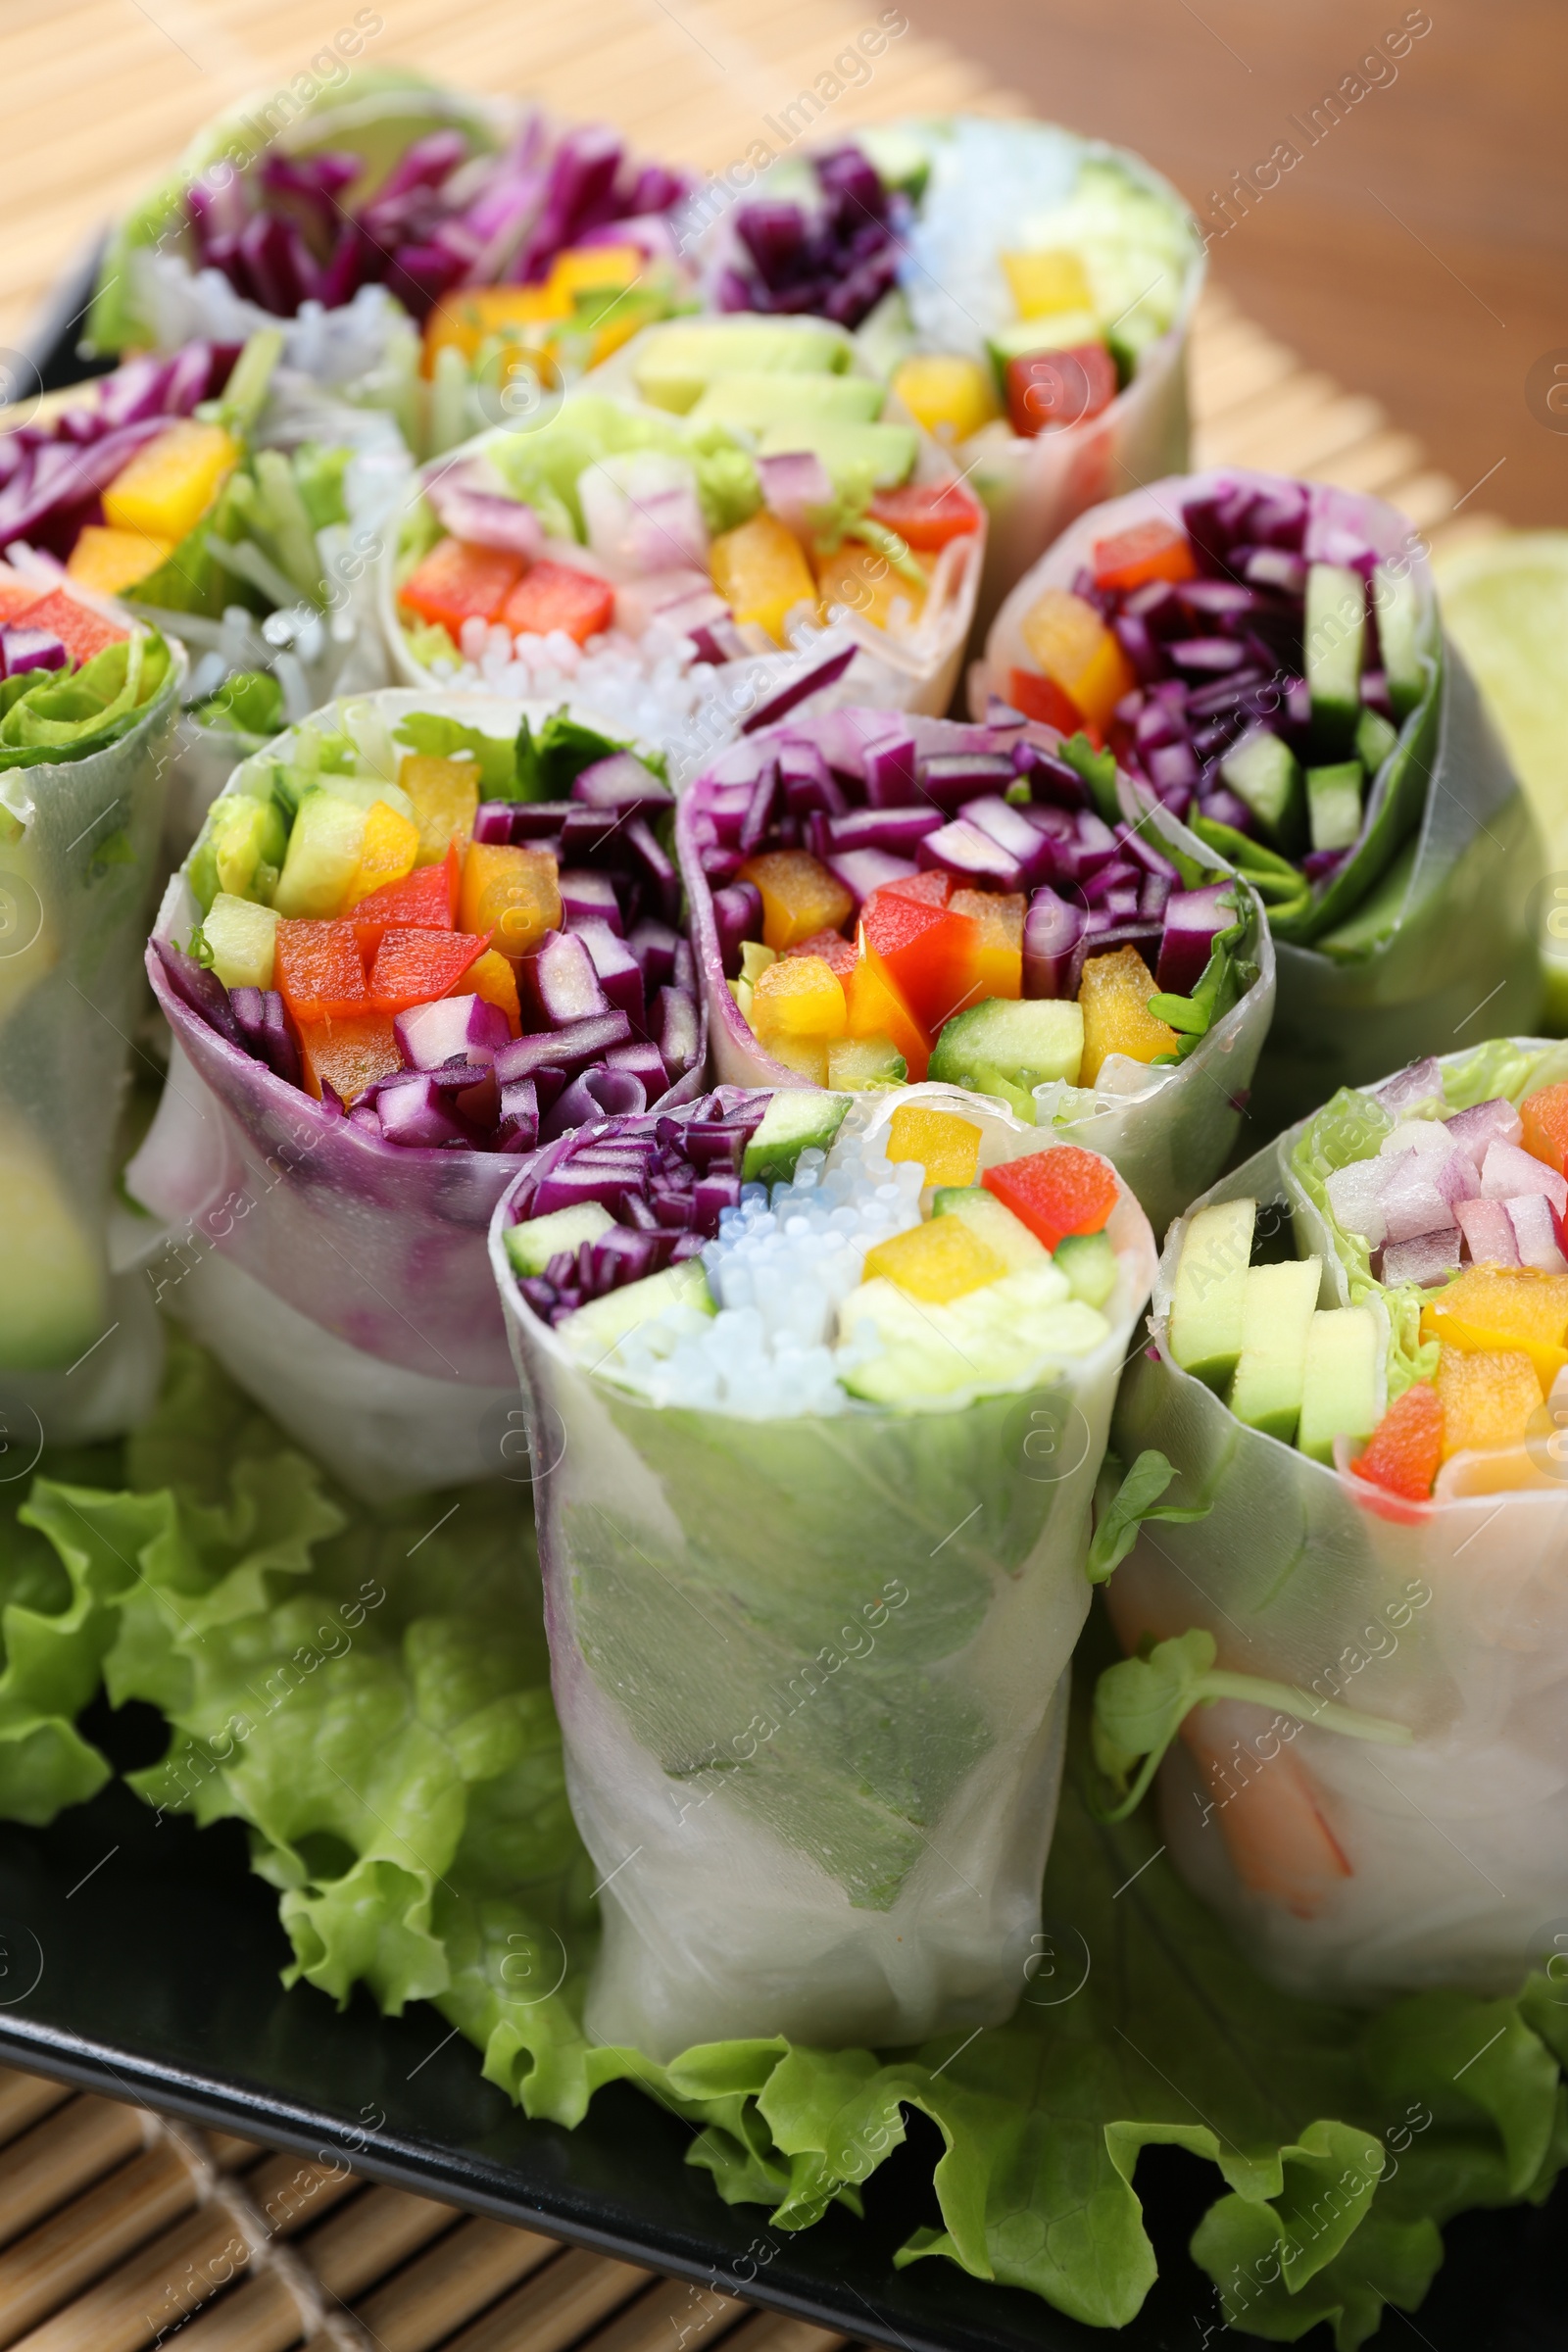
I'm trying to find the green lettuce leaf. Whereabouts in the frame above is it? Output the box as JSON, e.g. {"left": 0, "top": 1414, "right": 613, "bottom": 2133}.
{"left": 393, "top": 710, "right": 517, "bottom": 795}
{"left": 7, "top": 1338, "right": 1568, "bottom": 2352}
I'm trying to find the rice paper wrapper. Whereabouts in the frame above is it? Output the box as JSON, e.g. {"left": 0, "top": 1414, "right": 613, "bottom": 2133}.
{"left": 126, "top": 688, "right": 706, "bottom": 1499}
{"left": 1106, "top": 1039, "right": 1568, "bottom": 2002}
{"left": 977, "top": 469, "right": 1544, "bottom": 1138}
{"left": 684, "top": 767, "right": 1275, "bottom": 1238}
{"left": 0, "top": 643, "right": 183, "bottom": 1440}
{"left": 874, "top": 117, "right": 1202, "bottom": 638}
{"left": 491, "top": 1089, "right": 1157, "bottom": 2057}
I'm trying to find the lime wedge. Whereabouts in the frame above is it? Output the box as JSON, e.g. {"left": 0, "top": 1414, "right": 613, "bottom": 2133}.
{"left": 1434, "top": 531, "right": 1568, "bottom": 1027}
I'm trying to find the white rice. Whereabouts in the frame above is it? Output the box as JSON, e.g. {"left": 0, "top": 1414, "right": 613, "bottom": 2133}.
{"left": 604, "top": 1119, "right": 923, "bottom": 1414}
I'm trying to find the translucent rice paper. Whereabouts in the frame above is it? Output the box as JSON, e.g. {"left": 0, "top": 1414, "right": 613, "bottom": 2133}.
{"left": 491, "top": 1087, "right": 1157, "bottom": 2057}
{"left": 977, "top": 469, "right": 1544, "bottom": 1137}
{"left": 685, "top": 780, "right": 1275, "bottom": 1238}
{"left": 875, "top": 117, "right": 1203, "bottom": 637}
{"left": 0, "top": 643, "right": 183, "bottom": 1442}
{"left": 1106, "top": 1043, "right": 1568, "bottom": 2002}
{"left": 125, "top": 688, "right": 706, "bottom": 1502}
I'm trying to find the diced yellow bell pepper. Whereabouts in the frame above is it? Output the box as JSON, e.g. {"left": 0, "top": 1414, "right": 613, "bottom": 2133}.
{"left": 710, "top": 512, "right": 818, "bottom": 645}
{"left": 66, "top": 523, "right": 172, "bottom": 596}
{"left": 422, "top": 285, "right": 567, "bottom": 373}
{"left": 1020, "top": 587, "right": 1136, "bottom": 735}
{"left": 885, "top": 1102, "right": 982, "bottom": 1189}
{"left": 738, "top": 850, "right": 854, "bottom": 953}
{"left": 1433, "top": 1345, "right": 1543, "bottom": 1458}
{"left": 550, "top": 243, "right": 645, "bottom": 297}
{"left": 1421, "top": 1267, "right": 1568, "bottom": 1395}
{"left": 950, "top": 889, "right": 1024, "bottom": 1002}
{"left": 343, "top": 800, "right": 420, "bottom": 908}
{"left": 891, "top": 354, "right": 1000, "bottom": 446}
{"left": 399, "top": 753, "right": 481, "bottom": 865}
{"left": 751, "top": 954, "right": 848, "bottom": 1042}
{"left": 1079, "top": 946, "right": 1179, "bottom": 1085}
{"left": 464, "top": 948, "right": 522, "bottom": 1035}
{"left": 862, "top": 1215, "right": 1004, "bottom": 1303}
{"left": 457, "top": 842, "right": 562, "bottom": 957}
{"left": 103, "top": 420, "right": 238, "bottom": 544}
{"left": 815, "top": 542, "right": 927, "bottom": 633}
{"left": 1001, "top": 249, "right": 1094, "bottom": 320}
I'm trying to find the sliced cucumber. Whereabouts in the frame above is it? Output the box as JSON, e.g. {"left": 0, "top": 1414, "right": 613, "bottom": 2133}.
{"left": 1228, "top": 1257, "right": 1323, "bottom": 1444}
{"left": 1305, "top": 760, "right": 1364, "bottom": 855}
{"left": 742, "top": 1090, "right": 852, "bottom": 1186}
{"left": 1053, "top": 1228, "right": 1117, "bottom": 1307}
{"left": 271, "top": 789, "right": 368, "bottom": 920}
{"left": 930, "top": 1185, "right": 1048, "bottom": 1271}
{"left": 1218, "top": 726, "right": 1303, "bottom": 849}
{"left": 1305, "top": 563, "right": 1367, "bottom": 750}
{"left": 827, "top": 1034, "right": 906, "bottom": 1089}
{"left": 1371, "top": 562, "right": 1425, "bottom": 719}
{"left": 929, "top": 997, "right": 1084, "bottom": 1114}
{"left": 1169, "top": 1198, "right": 1254, "bottom": 1391}
{"left": 505, "top": 1201, "right": 614, "bottom": 1280}
{"left": 203, "top": 891, "right": 279, "bottom": 990}
{"left": 1298, "top": 1305, "right": 1381, "bottom": 1464}
{"left": 757, "top": 419, "right": 917, "bottom": 492}
{"left": 563, "top": 1261, "right": 714, "bottom": 1356}
{"left": 1354, "top": 706, "right": 1398, "bottom": 775}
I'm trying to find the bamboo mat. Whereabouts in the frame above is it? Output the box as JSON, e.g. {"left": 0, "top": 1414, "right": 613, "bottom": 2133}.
{"left": 0, "top": 2062, "right": 847, "bottom": 2352}
{"left": 0, "top": 0, "right": 1507, "bottom": 2336}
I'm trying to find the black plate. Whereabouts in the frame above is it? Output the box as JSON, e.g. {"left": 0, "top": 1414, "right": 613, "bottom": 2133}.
{"left": 1, "top": 1710, "right": 1565, "bottom": 2352}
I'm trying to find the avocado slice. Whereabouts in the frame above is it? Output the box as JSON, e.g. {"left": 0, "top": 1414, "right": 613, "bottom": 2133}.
{"left": 632, "top": 319, "right": 849, "bottom": 414}
{"left": 1168, "top": 1198, "right": 1255, "bottom": 1392}
{"left": 689, "top": 372, "right": 884, "bottom": 431}
{"left": 1298, "top": 1305, "right": 1381, "bottom": 1464}
{"left": 1228, "top": 1257, "right": 1323, "bottom": 1444}
{"left": 756, "top": 419, "right": 918, "bottom": 492}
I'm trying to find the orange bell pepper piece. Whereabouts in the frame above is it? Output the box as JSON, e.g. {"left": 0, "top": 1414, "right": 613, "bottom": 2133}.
{"left": 738, "top": 850, "right": 855, "bottom": 953}
{"left": 1006, "top": 666, "right": 1084, "bottom": 735}
{"left": 457, "top": 841, "right": 562, "bottom": 958}
{"left": 1020, "top": 587, "right": 1135, "bottom": 735}
{"left": 464, "top": 949, "right": 522, "bottom": 1036}
{"left": 272, "top": 919, "right": 368, "bottom": 1024}
{"left": 949, "top": 889, "right": 1023, "bottom": 1002}
{"left": 296, "top": 1013, "right": 402, "bottom": 1105}
{"left": 844, "top": 951, "right": 930, "bottom": 1082}
{"left": 1521, "top": 1082, "right": 1568, "bottom": 1178}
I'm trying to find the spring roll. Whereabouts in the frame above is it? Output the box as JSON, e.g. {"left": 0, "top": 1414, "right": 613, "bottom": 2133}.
{"left": 979, "top": 468, "right": 1542, "bottom": 1132}
{"left": 1101, "top": 1036, "right": 1568, "bottom": 2000}
{"left": 384, "top": 315, "right": 986, "bottom": 760}
{"left": 128, "top": 686, "right": 705, "bottom": 1498}
{"left": 679, "top": 703, "right": 1273, "bottom": 1234}
{"left": 0, "top": 610, "right": 182, "bottom": 1439}
{"left": 695, "top": 116, "right": 1203, "bottom": 631}
{"left": 491, "top": 1080, "right": 1155, "bottom": 2055}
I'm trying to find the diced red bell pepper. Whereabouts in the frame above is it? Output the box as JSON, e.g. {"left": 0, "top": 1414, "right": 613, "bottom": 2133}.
{"left": 1521, "top": 1082, "right": 1568, "bottom": 1178}
{"left": 1350, "top": 1383, "right": 1444, "bottom": 1503}
{"left": 867, "top": 481, "right": 985, "bottom": 551}
{"left": 367, "top": 925, "right": 491, "bottom": 1014}
{"left": 1092, "top": 518, "right": 1198, "bottom": 593}
{"left": 351, "top": 844, "right": 460, "bottom": 957}
{"left": 1005, "top": 344, "right": 1118, "bottom": 440}
{"left": 873, "top": 870, "right": 952, "bottom": 910}
{"left": 17, "top": 587, "right": 128, "bottom": 664}
{"left": 859, "top": 887, "right": 985, "bottom": 1039}
{"left": 1006, "top": 667, "right": 1084, "bottom": 734}
{"left": 501, "top": 561, "right": 615, "bottom": 647}
{"left": 273, "top": 919, "right": 369, "bottom": 1023}
{"left": 0, "top": 572, "right": 44, "bottom": 622}
{"left": 784, "top": 928, "right": 858, "bottom": 977}
{"left": 401, "top": 538, "right": 524, "bottom": 635}
{"left": 983, "top": 1146, "right": 1118, "bottom": 1250}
